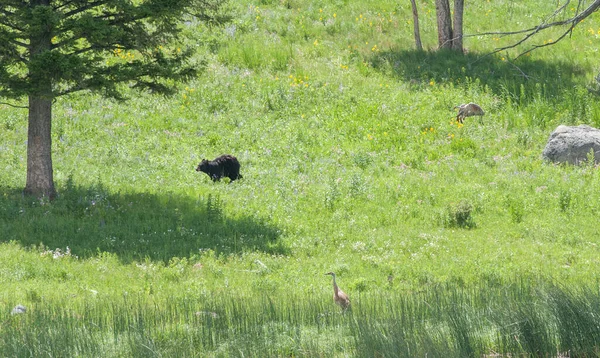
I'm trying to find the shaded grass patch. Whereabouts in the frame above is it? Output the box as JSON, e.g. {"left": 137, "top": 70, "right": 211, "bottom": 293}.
{"left": 0, "top": 181, "right": 286, "bottom": 263}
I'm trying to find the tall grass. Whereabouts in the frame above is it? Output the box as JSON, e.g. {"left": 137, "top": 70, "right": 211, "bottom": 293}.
{"left": 2, "top": 0, "right": 600, "bottom": 355}
{"left": 2, "top": 280, "right": 600, "bottom": 357}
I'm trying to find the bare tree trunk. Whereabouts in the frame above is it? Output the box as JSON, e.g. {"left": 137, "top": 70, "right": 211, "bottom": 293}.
{"left": 25, "top": 0, "right": 56, "bottom": 199}
{"left": 410, "top": 0, "right": 423, "bottom": 51}
{"left": 435, "top": 0, "right": 453, "bottom": 49}
{"left": 25, "top": 95, "right": 56, "bottom": 199}
{"left": 452, "top": 0, "right": 464, "bottom": 51}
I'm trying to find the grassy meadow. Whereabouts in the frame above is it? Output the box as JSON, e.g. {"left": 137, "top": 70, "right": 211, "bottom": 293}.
{"left": 3, "top": 0, "right": 600, "bottom": 356}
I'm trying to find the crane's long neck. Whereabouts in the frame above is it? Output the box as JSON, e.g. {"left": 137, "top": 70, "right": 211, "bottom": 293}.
{"left": 331, "top": 275, "right": 339, "bottom": 296}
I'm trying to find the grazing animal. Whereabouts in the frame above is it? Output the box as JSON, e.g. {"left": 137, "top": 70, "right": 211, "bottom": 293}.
{"left": 454, "top": 102, "right": 485, "bottom": 123}
{"left": 196, "top": 154, "right": 242, "bottom": 182}
{"left": 325, "top": 272, "right": 350, "bottom": 310}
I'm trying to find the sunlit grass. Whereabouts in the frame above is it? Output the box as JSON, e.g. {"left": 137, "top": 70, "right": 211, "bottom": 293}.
{"left": 2, "top": 278, "right": 600, "bottom": 357}
{"left": 1, "top": 0, "right": 600, "bottom": 355}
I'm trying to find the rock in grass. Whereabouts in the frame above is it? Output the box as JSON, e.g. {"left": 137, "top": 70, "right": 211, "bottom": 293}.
{"left": 11, "top": 305, "right": 26, "bottom": 315}
{"left": 195, "top": 311, "right": 218, "bottom": 318}
{"left": 542, "top": 125, "right": 600, "bottom": 165}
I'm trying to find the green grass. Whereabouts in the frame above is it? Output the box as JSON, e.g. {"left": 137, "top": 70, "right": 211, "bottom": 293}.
{"left": 3, "top": 0, "right": 600, "bottom": 355}
{"left": 2, "top": 279, "right": 600, "bottom": 357}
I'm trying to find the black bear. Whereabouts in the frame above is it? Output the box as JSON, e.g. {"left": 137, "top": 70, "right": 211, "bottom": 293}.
{"left": 196, "top": 155, "right": 242, "bottom": 182}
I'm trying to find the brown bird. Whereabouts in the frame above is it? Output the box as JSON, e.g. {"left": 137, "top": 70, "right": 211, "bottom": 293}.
{"left": 454, "top": 102, "right": 485, "bottom": 123}
{"left": 325, "top": 272, "right": 350, "bottom": 310}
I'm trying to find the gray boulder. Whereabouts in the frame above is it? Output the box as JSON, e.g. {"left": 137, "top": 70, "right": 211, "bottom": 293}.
{"left": 542, "top": 125, "right": 600, "bottom": 165}
{"left": 11, "top": 304, "right": 26, "bottom": 315}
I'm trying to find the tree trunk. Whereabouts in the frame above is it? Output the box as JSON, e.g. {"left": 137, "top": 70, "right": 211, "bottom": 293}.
{"left": 410, "top": 0, "right": 423, "bottom": 51}
{"left": 435, "top": 0, "right": 453, "bottom": 49}
{"left": 25, "top": 95, "right": 56, "bottom": 199}
{"left": 25, "top": 0, "right": 56, "bottom": 199}
{"left": 452, "top": 0, "right": 464, "bottom": 52}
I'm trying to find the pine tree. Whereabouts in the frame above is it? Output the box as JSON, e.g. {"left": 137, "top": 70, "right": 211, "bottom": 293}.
{"left": 0, "top": 0, "right": 226, "bottom": 198}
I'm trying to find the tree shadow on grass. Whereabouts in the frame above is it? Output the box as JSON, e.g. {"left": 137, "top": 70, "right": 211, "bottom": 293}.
{"left": 0, "top": 182, "right": 287, "bottom": 263}
{"left": 372, "top": 49, "right": 586, "bottom": 104}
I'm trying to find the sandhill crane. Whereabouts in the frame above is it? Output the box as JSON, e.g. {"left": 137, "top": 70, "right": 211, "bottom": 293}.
{"left": 454, "top": 102, "right": 485, "bottom": 123}
{"left": 325, "top": 272, "right": 350, "bottom": 310}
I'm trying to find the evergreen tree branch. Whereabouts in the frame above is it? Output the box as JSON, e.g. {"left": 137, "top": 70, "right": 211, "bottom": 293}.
{"left": 0, "top": 101, "right": 27, "bottom": 109}
{"left": 0, "top": 17, "right": 25, "bottom": 32}
{"left": 60, "top": 0, "right": 106, "bottom": 18}
{"left": 54, "top": 12, "right": 161, "bottom": 50}
{"left": 54, "top": 53, "right": 195, "bottom": 98}
{"left": 2, "top": 0, "right": 202, "bottom": 101}
{"left": 53, "top": 0, "right": 88, "bottom": 12}
{"left": 6, "top": 38, "right": 29, "bottom": 50}
{"left": 0, "top": 41, "right": 28, "bottom": 63}
{"left": 0, "top": 8, "right": 16, "bottom": 17}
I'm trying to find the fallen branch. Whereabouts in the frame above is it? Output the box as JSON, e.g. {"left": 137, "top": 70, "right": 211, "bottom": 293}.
{"left": 465, "top": 0, "right": 600, "bottom": 59}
